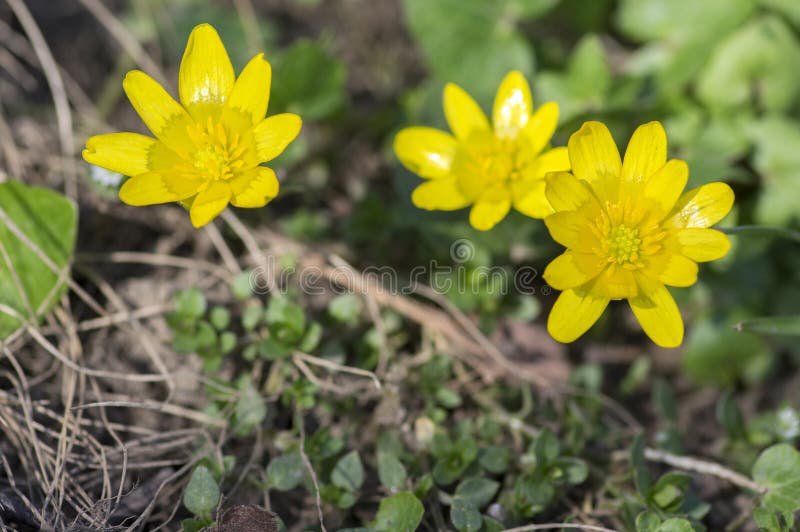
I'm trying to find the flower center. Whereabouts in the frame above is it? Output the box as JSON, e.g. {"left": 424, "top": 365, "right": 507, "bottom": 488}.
{"left": 483, "top": 147, "right": 515, "bottom": 183}
{"left": 604, "top": 224, "right": 642, "bottom": 265}
{"left": 187, "top": 117, "right": 247, "bottom": 181}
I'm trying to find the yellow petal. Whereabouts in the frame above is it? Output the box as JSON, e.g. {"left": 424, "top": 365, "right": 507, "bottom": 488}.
{"left": 190, "top": 181, "right": 232, "bottom": 227}
{"left": 227, "top": 53, "right": 272, "bottom": 125}
{"left": 544, "top": 211, "right": 584, "bottom": 249}
{"left": 179, "top": 24, "right": 235, "bottom": 113}
{"left": 411, "top": 178, "right": 470, "bottom": 210}
{"left": 493, "top": 71, "right": 533, "bottom": 139}
{"left": 83, "top": 133, "right": 156, "bottom": 177}
{"left": 594, "top": 264, "right": 638, "bottom": 299}
{"left": 511, "top": 148, "right": 570, "bottom": 218}
{"left": 543, "top": 251, "right": 602, "bottom": 291}
{"left": 629, "top": 276, "right": 683, "bottom": 348}
{"left": 394, "top": 127, "right": 457, "bottom": 179}
{"left": 252, "top": 113, "right": 302, "bottom": 162}
{"left": 520, "top": 102, "right": 559, "bottom": 156}
{"left": 511, "top": 178, "right": 551, "bottom": 219}
{"left": 547, "top": 287, "right": 609, "bottom": 343}
{"left": 656, "top": 254, "right": 698, "bottom": 287}
{"left": 644, "top": 159, "right": 688, "bottom": 214}
{"left": 469, "top": 185, "right": 511, "bottom": 231}
{"left": 677, "top": 228, "right": 731, "bottom": 262}
{"left": 443, "top": 83, "right": 490, "bottom": 140}
{"left": 123, "top": 70, "right": 193, "bottom": 150}
{"left": 230, "top": 166, "right": 279, "bottom": 208}
{"left": 119, "top": 172, "right": 201, "bottom": 206}
{"left": 545, "top": 171, "right": 594, "bottom": 212}
{"left": 669, "top": 182, "right": 735, "bottom": 228}
{"left": 621, "top": 121, "right": 667, "bottom": 183}
{"left": 525, "top": 146, "right": 570, "bottom": 180}
{"left": 568, "top": 121, "right": 621, "bottom": 184}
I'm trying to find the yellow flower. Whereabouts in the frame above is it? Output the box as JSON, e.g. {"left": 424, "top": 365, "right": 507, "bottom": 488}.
{"left": 542, "top": 121, "right": 734, "bottom": 347}
{"left": 82, "top": 24, "right": 301, "bottom": 228}
{"left": 394, "top": 71, "right": 568, "bottom": 231}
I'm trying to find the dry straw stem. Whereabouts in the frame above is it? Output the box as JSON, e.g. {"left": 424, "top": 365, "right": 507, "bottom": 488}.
{"left": 500, "top": 525, "right": 618, "bottom": 532}
{"left": 5, "top": 0, "right": 76, "bottom": 199}
{"left": 642, "top": 447, "right": 766, "bottom": 494}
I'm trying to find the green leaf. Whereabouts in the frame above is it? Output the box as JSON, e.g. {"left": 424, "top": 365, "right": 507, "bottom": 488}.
{"left": 636, "top": 510, "right": 662, "bottom": 532}
{"left": 753, "top": 506, "right": 781, "bottom": 532}
{"left": 402, "top": 0, "right": 534, "bottom": 104}
{"left": 328, "top": 294, "right": 362, "bottom": 324}
{"left": 535, "top": 34, "right": 611, "bottom": 121}
{"left": 269, "top": 39, "right": 346, "bottom": 120}
{"left": 761, "top": 0, "right": 800, "bottom": 26}
{"left": 682, "top": 318, "right": 771, "bottom": 386}
{"left": 502, "top": 0, "right": 560, "bottom": 19}
{"left": 657, "top": 518, "right": 695, "bottom": 532}
{"left": 183, "top": 465, "right": 220, "bottom": 519}
{"left": 332, "top": 450, "right": 365, "bottom": 492}
{"left": 752, "top": 444, "right": 800, "bottom": 512}
{"left": 436, "top": 388, "right": 462, "bottom": 409}
{"left": 266, "top": 452, "right": 306, "bottom": 491}
{"left": 479, "top": 445, "right": 511, "bottom": 474}
{"left": 241, "top": 303, "right": 263, "bottom": 331}
{"left": 373, "top": 492, "right": 424, "bottom": 532}
{"left": 233, "top": 383, "right": 267, "bottom": 437}
{"left": 697, "top": 16, "right": 800, "bottom": 112}
{"left": 552, "top": 457, "right": 589, "bottom": 485}
{"left": 378, "top": 451, "right": 407, "bottom": 490}
{"left": 231, "top": 269, "right": 254, "bottom": 300}
{"left": 514, "top": 473, "right": 555, "bottom": 515}
{"left": 454, "top": 477, "right": 499, "bottom": 508}
{"left": 747, "top": 117, "right": 800, "bottom": 226}
{"left": 735, "top": 316, "right": 800, "bottom": 337}
{"left": 450, "top": 497, "right": 482, "bottom": 532}
{"left": 209, "top": 306, "right": 230, "bottom": 330}
{"left": 174, "top": 288, "right": 206, "bottom": 319}
{"left": 617, "top": 0, "right": 755, "bottom": 93}
{"left": 533, "top": 428, "right": 560, "bottom": 465}
{"left": 299, "top": 321, "right": 323, "bottom": 352}
{"left": 219, "top": 331, "right": 237, "bottom": 355}
{"left": 0, "top": 181, "right": 77, "bottom": 339}
{"left": 650, "top": 472, "right": 691, "bottom": 511}
{"left": 265, "top": 297, "right": 306, "bottom": 343}
{"left": 616, "top": 0, "right": 754, "bottom": 43}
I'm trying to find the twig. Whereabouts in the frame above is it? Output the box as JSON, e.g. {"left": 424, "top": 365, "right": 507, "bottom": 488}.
{"left": 296, "top": 409, "right": 326, "bottom": 532}
{"left": 75, "top": 0, "right": 169, "bottom": 88}
{"left": 500, "top": 524, "right": 618, "bottom": 532}
{"left": 72, "top": 400, "right": 227, "bottom": 429}
{"left": 293, "top": 351, "right": 381, "bottom": 390}
{"left": 221, "top": 209, "right": 276, "bottom": 293}
{"left": 6, "top": 0, "right": 75, "bottom": 198}
{"left": 329, "top": 254, "right": 392, "bottom": 375}
{"left": 77, "top": 251, "right": 231, "bottom": 281}
{"left": 643, "top": 447, "right": 766, "bottom": 494}
{"left": 204, "top": 222, "right": 241, "bottom": 275}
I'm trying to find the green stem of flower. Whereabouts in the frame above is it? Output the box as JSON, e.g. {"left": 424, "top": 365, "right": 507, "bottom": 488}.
{"left": 720, "top": 225, "right": 800, "bottom": 244}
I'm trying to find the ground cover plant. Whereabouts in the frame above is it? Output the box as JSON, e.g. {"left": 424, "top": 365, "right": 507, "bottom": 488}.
{"left": 1, "top": 0, "right": 800, "bottom": 531}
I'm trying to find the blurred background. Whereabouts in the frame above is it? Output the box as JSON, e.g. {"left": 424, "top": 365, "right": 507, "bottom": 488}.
{"left": 1, "top": 0, "right": 800, "bottom": 530}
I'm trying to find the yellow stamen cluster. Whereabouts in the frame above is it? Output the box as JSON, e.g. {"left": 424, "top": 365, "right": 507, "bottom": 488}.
{"left": 187, "top": 118, "right": 247, "bottom": 182}
{"left": 605, "top": 224, "right": 642, "bottom": 265}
